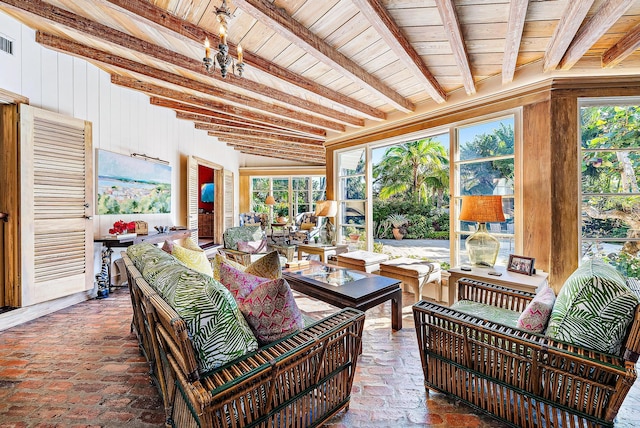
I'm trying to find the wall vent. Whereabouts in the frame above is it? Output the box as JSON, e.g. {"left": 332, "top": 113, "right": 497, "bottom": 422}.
{"left": 0, "top": 35, "right": 14, "bottom": 55}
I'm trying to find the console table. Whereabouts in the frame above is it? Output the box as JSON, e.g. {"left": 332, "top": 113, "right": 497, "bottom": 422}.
{"left": 447, "top": 265, "right": 549, "bottom": 305}
{"left": 95, "top": 229, "right": 195, "bottom": 293}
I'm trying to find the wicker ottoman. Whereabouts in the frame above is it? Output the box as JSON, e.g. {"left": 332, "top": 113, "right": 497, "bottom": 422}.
{"left": 336, "top": 250, "right": 390, "bottom": 273}
{"left": 379, "top": 257, "right": 442, "bottom": 302}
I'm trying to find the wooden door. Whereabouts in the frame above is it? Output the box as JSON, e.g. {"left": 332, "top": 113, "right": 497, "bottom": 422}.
{"left": 0, "top": 104, "right": 20, "bottom": 307}
{"left": 187, "top": 156, "right": 225, "bottom": 245}
{"left": 187, "top": 155, "right": 199, "bottom": 243}
{"left": 19, "top": 105, "right": 93, "bottom": 306}
{"left": 224, "top": 169, "right": 234, "bottom": 230}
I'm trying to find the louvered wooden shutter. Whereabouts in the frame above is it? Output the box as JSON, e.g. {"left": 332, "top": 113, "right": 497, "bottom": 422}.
{"left": 224, "top": 170, "right": 234, "bottom": 229}
{"left": 20, "top": 105, "right": 93, "bottom": 306}
{"left": 187, "top": 156, "right": 199, "bottom": 242}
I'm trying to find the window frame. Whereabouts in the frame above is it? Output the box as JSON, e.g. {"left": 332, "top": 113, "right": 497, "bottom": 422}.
{"left": 249, "top": 175, "right": 326, "bottom": 220}
{"left": 578, "top": 97, "right": 640, "bottom": 264}
{"left": 332, "top": 108, "right": 522, "bottom": 267}
{"left": 450, "top": 111, "right": 522, "bottom": 267}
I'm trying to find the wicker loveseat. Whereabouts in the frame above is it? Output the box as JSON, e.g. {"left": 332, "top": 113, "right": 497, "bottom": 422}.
{"left": 123, "top": 244, "right": 365, "bottom": 428}
{"left": 413, "top": 261, "right": 640, "bottom": 428}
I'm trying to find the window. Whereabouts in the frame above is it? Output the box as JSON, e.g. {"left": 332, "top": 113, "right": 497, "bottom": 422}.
{"left": 337, "top": 149, "right": 366, "bottom": 246}
{"left": 250, "top": 176, "right": 326, "bottom": 220}
{"left": 579, "top": 99, "right": 640, "bottom": 277}
{"left": 452, "top": 115, "right": 516, "bottom": 267}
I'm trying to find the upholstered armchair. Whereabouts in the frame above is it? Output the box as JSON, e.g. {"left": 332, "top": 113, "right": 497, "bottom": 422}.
{"left": 221, "top": 226, "right": 293, "bottom": 266}
{"left": 239, "top": 212, "right": 268, "bottom": 230}
{"left": 290, "top": 212, "right": 321, "bottom": 244}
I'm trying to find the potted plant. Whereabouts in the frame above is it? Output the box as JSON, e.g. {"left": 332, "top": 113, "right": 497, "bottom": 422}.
{"left": 345, "top": 225, "right": 361, "bottom": 241}
{"left": 387, "top": 214, "right": 409, "bottom": 240}
{"left": 275, "top": 205, "right": 289, "bottom": 224}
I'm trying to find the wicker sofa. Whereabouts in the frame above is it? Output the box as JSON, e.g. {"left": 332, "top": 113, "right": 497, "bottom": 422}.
{"left": 413, "top": 263, "right": 640, "bottom": 428}
{"left": 123, "top": 244, "right": 365, "bottom": 428}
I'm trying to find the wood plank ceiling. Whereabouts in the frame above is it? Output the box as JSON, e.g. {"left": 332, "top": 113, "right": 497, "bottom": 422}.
{"left": 2, "top": 0, "right": 640, "bottom": 164}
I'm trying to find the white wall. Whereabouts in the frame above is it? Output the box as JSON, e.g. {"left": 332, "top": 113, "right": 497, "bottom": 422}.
{"left": 0, "top": 10, "right": 241, "bottom": 236}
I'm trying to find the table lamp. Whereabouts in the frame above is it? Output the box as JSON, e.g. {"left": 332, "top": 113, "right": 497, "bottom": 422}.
{"left": 459, "top": 195, "right": 505, "bottom": 267}
{"left": 265, "top": 194, "right": 275, "bottom": 224}
{"left": 315, "top": 200, "right": 337, "bottom": 244}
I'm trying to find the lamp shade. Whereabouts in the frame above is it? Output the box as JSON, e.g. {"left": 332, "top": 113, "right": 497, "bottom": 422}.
{"left": 459, "top": 195, "right": 505, "bottom": 223}
{"left": 315, "top": 200, "right": 337, "bottom": 217}
{"left": 265, "top": 195, "right": 276, "bottom": 205}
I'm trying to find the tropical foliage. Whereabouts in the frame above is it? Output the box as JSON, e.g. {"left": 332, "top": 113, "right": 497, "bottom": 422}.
{"left": 459, "top": 123, "right": 514, "bottom": 195}
{"left": 580, "top": 105, "right": 640, "bottom": 276}
{"left": 372, "top": 200, "right": 448, "bottom": 239}
{"left": 373, "top": 138, "right": 449, "bottom": 207}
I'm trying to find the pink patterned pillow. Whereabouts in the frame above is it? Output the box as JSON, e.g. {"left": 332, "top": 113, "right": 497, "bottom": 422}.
{"left": 237, "top": 240, "right": 267, "bottom": 254}
{"left": 218, "top": 263, "right": 304, "bottom": 343}
{"left": 516, "top": 285, "right": 556, "bottom": 333}
{"left": 161, "top": 240, "right": 174, "bottom": 254}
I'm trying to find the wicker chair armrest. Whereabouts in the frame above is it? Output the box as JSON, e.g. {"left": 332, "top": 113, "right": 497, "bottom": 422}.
{"left": 457, "top": 277, "right": 535, "bottom": 312}
{"left": 219, "top": 248, "right": 251, "bottom": 266}
{"left": 200, "top": 308, "right": 365, "bottom": 393}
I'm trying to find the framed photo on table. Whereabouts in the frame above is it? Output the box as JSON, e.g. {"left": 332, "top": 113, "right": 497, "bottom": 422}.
{"left": 507, "top": 254, "right": 536, "bottom": 276}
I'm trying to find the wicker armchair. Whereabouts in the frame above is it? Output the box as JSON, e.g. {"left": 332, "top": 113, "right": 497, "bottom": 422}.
{"left": 413, "top": 278, "right": 640, "bottom": 428}
{"left": 290, "top": 212, "right": 321, "bottom": 244}
{"left": 221, "top": 225, "right": 293, "bottom": 265}
{"left": 238, "top": 212, "right": 268, "bottom": 230}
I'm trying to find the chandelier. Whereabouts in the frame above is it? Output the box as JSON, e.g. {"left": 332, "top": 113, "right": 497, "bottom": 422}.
{"left": 203, "top": 0, "right": 244, "bottom": 78}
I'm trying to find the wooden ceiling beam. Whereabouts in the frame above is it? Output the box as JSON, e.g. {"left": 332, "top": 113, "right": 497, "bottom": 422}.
{"left": 151, "top": 98, "right": 326, "bottom": 138}
{"left": 102, "top": 0, "right": 385, "bottom": 121}
{"left": 212, "top": 133, "right": 326, "bottom": 154}
{"left": 232, "top": 0, "right": 414, "bottom": 113}
{"left": 230, "top": 148, "right": 324, "bottom": 164}
{"left": 220, "top": 139, "right": 326, "bottom": 161}
{"left": 543, "top": 0, "right": 594, "bottom": 72}
{"left": 175, "top": 111, "right": 309, "bottom": 138}
{"left": 602, "top": 22, "right": 640, "bottom": 68}
{"left": 36, "top": 32, "right": 344, "bottom": 133}
{"left": 502, "top": 0, "right": 529, "bottom": 84}
{"left": 0, "top": 0, "right": 362, "bottom": 127}
{"left": 195, "top": 124, "right": 324, "bottom": 146}
{"left": 434, "top": 0, "right": 476, "bottom": 95}
{"left": 110, "top": 74, "right": 331, "bottom": 137}
{"left": 223, "top": 142, "right": 324, "bottom": 159}
{"left": 558, "top": 0, "right": 634, "bottom": 70}
{"left": 350, "top": 0, "right": 446, "bottom": 104}
{"left": 224, "top": 145, "right": 326, "bottom": 164}
{"left": 222, "top": 137, "right": 325, "bottom": 157}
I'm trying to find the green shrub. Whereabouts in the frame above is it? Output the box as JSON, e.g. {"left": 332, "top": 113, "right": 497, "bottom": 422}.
{"left": 372, "top": 200, "right": 449, "bottom": 239}
{"left": 405, "top": 215, "right": 433, "bottom": 239}
{"left": 425, "top": 231, "right": 449, "bottom": 240}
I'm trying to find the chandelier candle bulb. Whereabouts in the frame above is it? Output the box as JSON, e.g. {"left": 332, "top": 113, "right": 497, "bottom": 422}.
{"left": 237, "top": 44, "right": 243, "bottom": 64}
{"left": 204, "top": 38, "right": 211, "bottom": 58}
{"left": 220, "top": 25, "right": 226, "bottom": 45}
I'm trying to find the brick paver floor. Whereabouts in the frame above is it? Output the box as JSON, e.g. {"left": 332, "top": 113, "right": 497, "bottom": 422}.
{"left": 1, "top": 287, "right": 639, "bottom": 427}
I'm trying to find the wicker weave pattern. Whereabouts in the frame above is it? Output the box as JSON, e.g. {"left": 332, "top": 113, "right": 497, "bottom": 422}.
{"left": 123, "top": 251, "right": 365, "bottom": 427}
{"left": 413, "top": 278, "right": 640, "bottom": 428}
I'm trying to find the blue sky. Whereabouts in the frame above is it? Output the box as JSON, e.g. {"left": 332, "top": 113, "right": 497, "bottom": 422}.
{"left": 371, "top": 117, "right": 512, "bottom": 165}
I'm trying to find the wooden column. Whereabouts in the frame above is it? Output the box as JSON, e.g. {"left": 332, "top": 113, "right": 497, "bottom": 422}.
{"left": 522, "top": 101, "right": 552, "bottom": 284}
{"left": 549, "top": 93, "right": 580, "bottom": 290}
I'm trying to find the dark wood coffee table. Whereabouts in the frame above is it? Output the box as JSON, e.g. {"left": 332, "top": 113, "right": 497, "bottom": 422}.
{"left": 283, "top": 261, "right": 403, "bottom": 330}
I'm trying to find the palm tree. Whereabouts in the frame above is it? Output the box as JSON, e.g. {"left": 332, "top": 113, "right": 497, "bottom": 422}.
{"left": 373, "top": 138, "right": 449, "bottom": 204}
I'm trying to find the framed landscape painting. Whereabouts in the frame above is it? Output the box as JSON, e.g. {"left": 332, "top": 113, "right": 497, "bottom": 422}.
{"left": 97, "top": 150, "right": 171, "bottom": 214}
